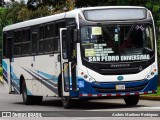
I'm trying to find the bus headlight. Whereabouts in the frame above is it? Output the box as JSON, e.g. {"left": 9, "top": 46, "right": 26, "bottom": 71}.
{"left": 80, "top": 71, "right": 95, "bottom": 82}
{"left": 150, "top": 71, "right": 154, "bottom": 76}
{"left": 145, "top": 65, "right": 157, "bottom": 80}
{"left": 146, "top": 70, "right": 156, "bottom": 79}
{"left": 84, "top": 74, "right": 88, "bottom": 79}
{"left": 147, "top": 75, "right": 151, "bottom": 79}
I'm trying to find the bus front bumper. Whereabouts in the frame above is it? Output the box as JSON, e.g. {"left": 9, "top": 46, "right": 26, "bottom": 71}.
{"left": 77, "top": 75, "right": 158, "bottom": 98}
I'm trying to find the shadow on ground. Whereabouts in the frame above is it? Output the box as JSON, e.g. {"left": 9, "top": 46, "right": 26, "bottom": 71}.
{"left": 13, "top": 98, "right": 145, "bottom": 110}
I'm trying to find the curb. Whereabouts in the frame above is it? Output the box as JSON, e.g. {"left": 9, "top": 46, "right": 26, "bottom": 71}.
{"left": 140, "top": 95, "right": 160, "bottom": 100}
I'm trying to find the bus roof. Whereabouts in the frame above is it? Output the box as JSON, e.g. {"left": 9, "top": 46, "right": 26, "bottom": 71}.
{"left": 3, "top": 6, "right": 147, "bottom": 32}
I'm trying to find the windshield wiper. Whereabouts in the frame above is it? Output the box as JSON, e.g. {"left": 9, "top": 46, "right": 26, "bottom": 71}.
{"left": 97, "top": 23, "right": 114, "bottom": 40}
{"left": 143, "top": 47, "right": 153, "bottom": 54}
{"left": 124, "top": 24, "right": 136, "bottom": 40}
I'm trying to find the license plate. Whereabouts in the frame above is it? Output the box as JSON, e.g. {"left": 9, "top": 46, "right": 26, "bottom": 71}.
{"left": 116, "top": 85, "right": 125, "bottom": 90}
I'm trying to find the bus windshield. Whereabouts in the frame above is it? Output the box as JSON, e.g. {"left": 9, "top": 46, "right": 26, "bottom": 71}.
{"left": 81, "top": 24, "right": 154, "bottom": 63}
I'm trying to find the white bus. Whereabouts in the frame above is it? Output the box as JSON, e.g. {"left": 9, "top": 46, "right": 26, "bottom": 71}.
{"left": 2, "top": 6, "right": 158, "bottom": 109}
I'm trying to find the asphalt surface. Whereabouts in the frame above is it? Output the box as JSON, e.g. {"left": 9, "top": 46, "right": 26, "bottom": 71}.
{"left": 0, "top": 83, "right": 160, "bottom": 119}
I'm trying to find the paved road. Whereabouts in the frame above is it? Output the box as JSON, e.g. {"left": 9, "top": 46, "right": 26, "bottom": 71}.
{"left": 0, "top": 83, "right": 160, "bottom": 119}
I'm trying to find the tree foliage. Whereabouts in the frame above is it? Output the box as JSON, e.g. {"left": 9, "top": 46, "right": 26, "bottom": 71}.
{"left": 27, "top": 0, "right": 75, "bottom": 13}
{"left": 0, "top": 0, "right": 160, "bottom": 29}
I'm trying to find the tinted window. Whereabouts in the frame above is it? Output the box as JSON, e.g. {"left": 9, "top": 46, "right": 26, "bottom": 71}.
{"left": 32, "top": 33, "right": 37, "bottom": 54}
{"left": 22, "top": 29, "right": 31, "bottom": 55}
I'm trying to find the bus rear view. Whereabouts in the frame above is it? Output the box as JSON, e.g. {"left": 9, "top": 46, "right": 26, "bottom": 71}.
{"left": 76, "top": 6, "right": 158, "bottom": 107}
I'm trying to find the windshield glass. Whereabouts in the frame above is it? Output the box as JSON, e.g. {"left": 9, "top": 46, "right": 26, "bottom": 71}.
{"left": 81, "top": 24, "right": 154, "bottom": 62}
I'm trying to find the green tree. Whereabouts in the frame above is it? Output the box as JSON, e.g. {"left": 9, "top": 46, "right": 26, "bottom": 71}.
{"left": 6, "top": 1, "right": 26, "bottom": 23}
{"left": 27, "top": 0, "right": 75, "bottom": 13}
{"left": 1, "top": 0, "right": 52, "bottom": 23}
{"left": 0, "top": 7, "right": 9, "bottom": 60}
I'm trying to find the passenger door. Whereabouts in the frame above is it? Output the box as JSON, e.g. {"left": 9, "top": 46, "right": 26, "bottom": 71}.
{"left": 59, "top": 28, "right": 70, "bottom": 96}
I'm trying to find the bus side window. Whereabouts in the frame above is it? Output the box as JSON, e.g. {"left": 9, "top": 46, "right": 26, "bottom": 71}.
{"left": 32, "top": 33, "right": 38, "bottom": 54}
{"left": 6, "top": 37, "right": 13, "bottom": 59}
{"left": 22, "top": 29, "right": 31, "bottom": 55}
{"left": 14, "top": 30, "right": 22, "bottom": 56}
{"left": 39, "top": 25, "right": 44, "bottom": 54}
{"left": 62, "top": 30, "right": 67, "bottom": 59}
{"left": 44, "top": 23, "right": 54, "bottom": 53}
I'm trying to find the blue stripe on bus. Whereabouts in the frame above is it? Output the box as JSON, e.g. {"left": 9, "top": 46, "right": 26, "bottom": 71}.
{"left": 30, "top": 70, "right": 58, "bottom": 87}
{"left": 33, "top": 70, "right": 80, "bottom": 97}
{"left": 11, "top": 68, "right": 31, "bottom": 95}
{"left": 36, "top": 70, "right": 53, "bottom": 79}
{"left": 3, "top": 74, "right": 8, "bottom": 83}
{"left": 11, "top": 71, "right": 20, "bottom": 94}
{"left": 2, "top": 60, "right": 7, "bottom": 71}
{"left": 35, "top": 70, "right": 58, "bottom": 83}
{"left": 11, "top": 80, "right": 20, "bottom": 94}
{"left": 11, "top": 72, "right": 19, "bottom": 80}
{"left": 3, "top": 68, "right": 8, "bottom": 83}
{"left": 27, "top": 89, "right": 32, "bottom": 95}
{"left": 23, "top": 68, "right": 58, "bottom": 95}
{"left": 3, "top": 68, "right": 8, "bottom": 77}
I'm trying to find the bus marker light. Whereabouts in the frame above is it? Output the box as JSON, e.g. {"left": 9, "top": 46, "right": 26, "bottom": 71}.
{"left": 81, "top": 72, "right": 84, "bottom": 75}
{"left": 84, "top": 75, "right": 88, "bottom": 79}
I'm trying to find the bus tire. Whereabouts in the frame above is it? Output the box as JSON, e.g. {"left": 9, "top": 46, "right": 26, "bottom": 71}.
{"left": 22, "top": 80, "right": 33, "bottom": 105}
{"left": 62, "top": 96, "right": 72, "bottom": 109}
{"left": 124, "top": 95, "right": 139, "bottom": 106}
{"left": 34, "top": 96, "right": 43, "bottom": 105}
{"left": 22, "top": 80, "right": 43, "bottom": 105}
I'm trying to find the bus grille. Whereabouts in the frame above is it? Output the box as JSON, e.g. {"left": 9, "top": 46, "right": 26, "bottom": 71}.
{"left": 93, "top": 84, "right": 147, "bottom": 93}
{"left": 99, "top": 67, "right": 140, "bottom": 75}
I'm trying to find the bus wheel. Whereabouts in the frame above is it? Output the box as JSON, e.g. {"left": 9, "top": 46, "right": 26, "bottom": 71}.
{"left": 22, "top": 80, "right": 32, "bottom": 105}
{"left": 124, "top": 95, "right": 139, "bottom": 106}
{"left": 22, "top": 80, "right": 43, "bottom": 105}
{"left": 34, "top": 96, "right": 43, "bottom": 105}
{"left": 62, "top": 96, "right": 71, "bottom": 109}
